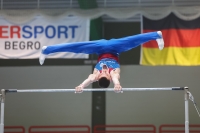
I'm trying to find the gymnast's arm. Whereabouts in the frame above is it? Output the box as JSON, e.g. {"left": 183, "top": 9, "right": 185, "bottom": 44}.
{"left": 75, "top": 69, "right": 99, "bottom": 93}
{"left": 110, "top": 68, "right": 122, "bottom": 92}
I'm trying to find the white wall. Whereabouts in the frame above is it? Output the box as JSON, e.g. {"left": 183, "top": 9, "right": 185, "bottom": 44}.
{"left": 0, "top": 66, "right": 92, "bottom": 130}
{"left": 106, "top": 65, "right": 200, "bottom": 127}
{"left": 1, "top": 65, "right": 200, "bottom": 132}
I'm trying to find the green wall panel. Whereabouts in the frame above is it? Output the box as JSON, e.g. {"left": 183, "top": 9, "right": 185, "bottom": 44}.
{"left": 78, "top": 0, "right": 105, "bottom": 132}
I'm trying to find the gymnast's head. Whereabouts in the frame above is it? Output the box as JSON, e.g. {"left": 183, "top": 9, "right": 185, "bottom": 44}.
{"left": 98, "top": 65, "right": 111, "bottom": 88}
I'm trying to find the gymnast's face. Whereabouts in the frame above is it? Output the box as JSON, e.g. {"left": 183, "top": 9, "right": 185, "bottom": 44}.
{"left": 98, "top": 65, "right": 111, "bottom": 81}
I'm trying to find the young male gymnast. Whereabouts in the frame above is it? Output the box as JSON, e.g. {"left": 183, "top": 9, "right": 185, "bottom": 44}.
{"left": 39, "top": 31, "right": 164, "bottom": 93}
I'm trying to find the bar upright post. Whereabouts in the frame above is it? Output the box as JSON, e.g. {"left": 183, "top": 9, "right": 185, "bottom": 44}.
{"left": 184, "top": 87, "right": 189, "bottom": 133}
{"left": 0, "top": 89, "right": 5, "bottom": 133}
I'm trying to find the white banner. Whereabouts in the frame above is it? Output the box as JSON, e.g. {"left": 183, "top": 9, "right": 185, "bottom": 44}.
{"left": 0, "top": 15, "right": 90, "bottom": 59}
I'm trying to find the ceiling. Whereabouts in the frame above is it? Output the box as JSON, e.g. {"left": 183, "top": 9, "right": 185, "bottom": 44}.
{"left": 1, "top": 0, "right": 200, "bottom": 22}
{"left": 1, "top": 0, "right": 200, "bottom": 9}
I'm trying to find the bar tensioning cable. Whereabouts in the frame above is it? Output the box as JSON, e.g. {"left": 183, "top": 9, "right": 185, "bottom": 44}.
{"left": 4, "top": 87, "right": 186, "bottom": 93}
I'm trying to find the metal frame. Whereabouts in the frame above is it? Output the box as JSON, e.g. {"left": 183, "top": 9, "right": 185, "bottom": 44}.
{"left": 1, "top": 0, "right": 200, "bottom": 10}
{"left": 0, "top": 87, "right": 189, "bottom": 133}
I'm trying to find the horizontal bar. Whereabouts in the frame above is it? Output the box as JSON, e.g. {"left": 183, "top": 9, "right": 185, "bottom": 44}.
{"left": 3, "top": 87, "right": 186, "bottom": 93}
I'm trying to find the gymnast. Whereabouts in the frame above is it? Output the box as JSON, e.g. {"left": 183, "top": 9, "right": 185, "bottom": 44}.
{"left": 39, "top": 31, "right": 164, "bottom": 93}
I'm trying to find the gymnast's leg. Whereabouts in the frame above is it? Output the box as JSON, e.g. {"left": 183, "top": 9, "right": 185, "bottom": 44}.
{"left": 39, "top": 39, "right": 107, "bottom": 65}
{"left": 109, "top": 31, "right": 164, "bottom": 53}
{"left": 42, "top": 39, "right": 107, "bottom": 55}
{"left": 39, "top": 31, "right": 164, "bottom": 65}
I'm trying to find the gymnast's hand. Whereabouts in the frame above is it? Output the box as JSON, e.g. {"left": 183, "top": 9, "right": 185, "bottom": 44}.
{"left": 114, "top": 84, "right": 122, "bottom": 93}
{"left": 75, "top": 84, "right": 84, "bottom": 93}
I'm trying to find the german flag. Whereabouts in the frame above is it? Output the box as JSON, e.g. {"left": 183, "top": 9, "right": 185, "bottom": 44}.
{"left": 141, "top": 13, "right": 200, "bottom": 66}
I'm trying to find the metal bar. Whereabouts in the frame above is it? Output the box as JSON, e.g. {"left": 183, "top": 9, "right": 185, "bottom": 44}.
{"left": 185, "top": 88, "right": 189, "bottom": 133}
{"left": 1, "top": 0, "right": 3, "bottom": 10}
{"left": 4, "top": 87, "right": 185, "bottom": 93}
{"left": 0, "top": 89, "right": 5, "bottom": 133}
{"left": 37, "top": 0, "right": 40, "bottom": 9}
{"left": 138, "top": 0, "right": 141, "bottom": 6}
{"left": 70, "top": 0, "right": 72, "bottom": 8}
{"left": 104, "top": 0, "right": 107, "bottom": 7}
{"left": 1, "top": 87, "right": 188, "bottom": 133}
{"left": 172, "top": 0, "right": 175, "bottom": 6}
